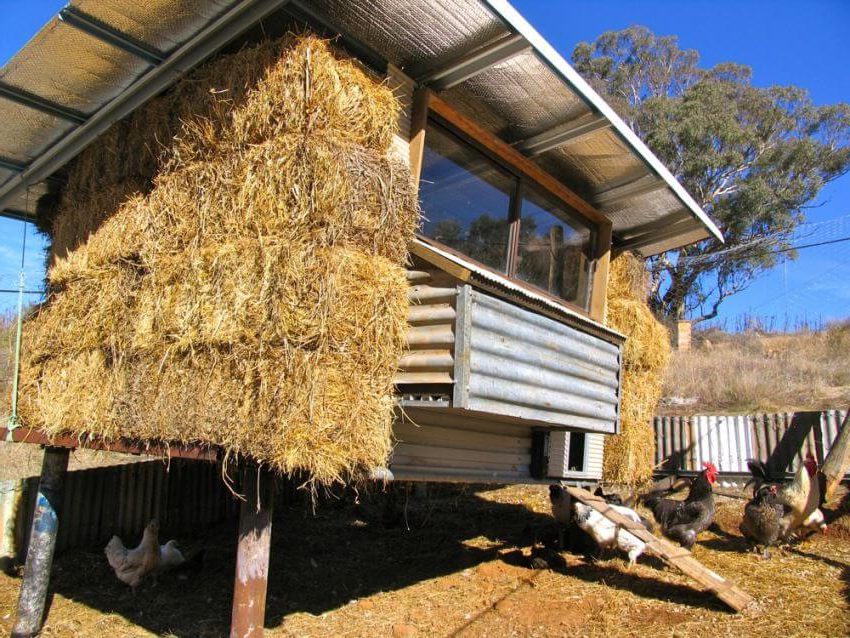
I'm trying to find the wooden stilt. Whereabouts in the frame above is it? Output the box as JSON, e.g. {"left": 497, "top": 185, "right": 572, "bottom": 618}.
{"left": 230, "top": 463, "right": 275, "bottom": 638}
{"left": 822, "top": 409, "right": 850, "bottom": 502}
{"left": 12, "top": 446, "right": 70, "bottom": 638}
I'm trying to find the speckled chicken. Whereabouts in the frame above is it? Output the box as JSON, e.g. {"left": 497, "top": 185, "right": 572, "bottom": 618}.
{"left": 740, "top": 484, "right": 784, "bottom": 556}
{"left": 746, "top": 454, "right": 817, "bottom": 540}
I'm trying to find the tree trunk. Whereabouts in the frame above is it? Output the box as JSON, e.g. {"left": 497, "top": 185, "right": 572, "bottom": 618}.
{"left": 822, "top": 410, "right": 850, "bottom": 502}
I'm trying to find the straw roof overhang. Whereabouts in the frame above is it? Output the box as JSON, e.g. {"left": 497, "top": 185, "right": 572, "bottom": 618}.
{"left": 0, "top": 0, "right": 722, "bottom": 257}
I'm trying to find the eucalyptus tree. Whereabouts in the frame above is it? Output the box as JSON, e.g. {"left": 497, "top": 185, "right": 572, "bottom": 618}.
{"left": 573, "top": 27, "right": 850, "bottom": 321}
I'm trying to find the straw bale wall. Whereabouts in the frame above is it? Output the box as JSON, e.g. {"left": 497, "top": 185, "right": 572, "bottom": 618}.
{"left": 602, "top": 253, "right": 671, "bottom": 485}
{"left": 21, "top": 34, "right": 418, "bottom": 487}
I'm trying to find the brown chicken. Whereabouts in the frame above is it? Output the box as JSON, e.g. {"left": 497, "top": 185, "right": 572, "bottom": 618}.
{"left": 740, "top": 484, "right": 784, "bottom": 557}
{"left": 746, "top": 454, "right": 817, "bottom": 540}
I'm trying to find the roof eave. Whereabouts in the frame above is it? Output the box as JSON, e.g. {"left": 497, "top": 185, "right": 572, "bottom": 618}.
{"left": 482, "top": 0, "right": 724, "bottom": 245}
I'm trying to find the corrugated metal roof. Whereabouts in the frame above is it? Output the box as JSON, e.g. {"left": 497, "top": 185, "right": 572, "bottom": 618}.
{"left": 0, "top": 0, "right": 721, "bottom": 256}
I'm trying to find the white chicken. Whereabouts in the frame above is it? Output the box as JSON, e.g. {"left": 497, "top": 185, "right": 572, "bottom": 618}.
{"left": 105, "top": 520, "right": 186, "bottom": 593}
{"left": 572, "top": 502, "right": 647, "bottom": 567}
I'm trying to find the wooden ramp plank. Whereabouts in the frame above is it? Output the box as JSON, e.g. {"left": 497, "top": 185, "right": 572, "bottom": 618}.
{"left": 564, "top": 486, "right": 754, "bottom": 612}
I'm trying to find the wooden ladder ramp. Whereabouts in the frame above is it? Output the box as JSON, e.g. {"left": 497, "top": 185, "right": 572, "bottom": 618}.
{"left": 564, "top": 486, "right": 754, "bottom": 613}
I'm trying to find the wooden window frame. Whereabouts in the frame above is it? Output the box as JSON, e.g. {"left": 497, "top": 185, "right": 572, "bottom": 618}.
{"left": 410, "top": 89, "right": 612, "bottom": 323}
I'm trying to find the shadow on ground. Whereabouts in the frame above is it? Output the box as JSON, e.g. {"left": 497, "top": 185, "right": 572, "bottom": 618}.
{"left": 11, "top": 484, "right": 726, "bottom": 636}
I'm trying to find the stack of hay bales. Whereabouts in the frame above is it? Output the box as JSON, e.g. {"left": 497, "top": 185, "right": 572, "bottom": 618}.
{"left": 602, "top": 253, "right": 671, "bottom": 486}
{"left": 20, "top": 34, "right": 419, "bottom": 486}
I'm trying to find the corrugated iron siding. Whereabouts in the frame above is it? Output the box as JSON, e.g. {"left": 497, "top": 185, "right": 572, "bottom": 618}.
{"left": 397, "top": 273, "right": 457, "bottom": 386}
{"left": 15, "top": 459, "right": 238, "bottom": 557}
{"left": 390, "top": 407, "right": 533, "bottom": 482}
{"left": 545, "top": 432, "right": 604, "bottom": 481}
{"left": 586, "top": 433, "right": 605, "bottom": 477}
{"left": 463, "top": 289, "right": 620, "bottom": 433}
{"left": 655, "top": 410, "right": 848, "bottom": 474}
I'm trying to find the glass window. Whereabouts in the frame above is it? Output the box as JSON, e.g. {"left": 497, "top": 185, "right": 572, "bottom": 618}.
{"left": 515, "top": 185, "right": 594, "bottom": 308}
{"left": 419, "top": 122, "right": 514, "bottom": 273}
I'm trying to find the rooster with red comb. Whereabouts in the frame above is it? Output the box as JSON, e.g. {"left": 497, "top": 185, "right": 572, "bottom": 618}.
{"left": 641, "top": 462, "right": 718, "bottom": 549}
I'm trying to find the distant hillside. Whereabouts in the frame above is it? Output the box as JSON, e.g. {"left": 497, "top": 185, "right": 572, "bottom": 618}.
{"left": 660, "top": 321, "right": 850, "bottom": 415}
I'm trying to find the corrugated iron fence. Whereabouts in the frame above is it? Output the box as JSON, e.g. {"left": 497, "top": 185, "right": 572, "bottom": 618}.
{"left": 3, "top": 458, "right": 240, "bottom": 563}
{"left": 654, "top": 410, "right": 847, "bottom": 475}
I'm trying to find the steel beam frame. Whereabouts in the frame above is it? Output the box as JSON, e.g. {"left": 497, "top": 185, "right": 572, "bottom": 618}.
{"left": 418, "top": 33, "right": 530, "bottom": 90}
{"left": 0, "top": 83, "right": 87, "bottom": 125}
{"left": 515, "top": 114, "right": 610, "bottom": 156}
{"left": 593, "top": 175, "right": 666, "bottom": 207}
{"left": 59, "top": 6, "right": 166, "bottom": 65}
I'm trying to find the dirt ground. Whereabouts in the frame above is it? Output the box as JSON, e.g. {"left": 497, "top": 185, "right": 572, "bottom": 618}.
{"left": 1, "top": 483, "right": 849, "bottom": 638}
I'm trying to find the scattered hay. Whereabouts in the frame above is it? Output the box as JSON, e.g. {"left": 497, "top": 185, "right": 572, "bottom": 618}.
{"left": 603, "top": 253, "right": 671, "bottom": 485}
{"left": 20, "top": 34, "right": 418, "bottom": 486}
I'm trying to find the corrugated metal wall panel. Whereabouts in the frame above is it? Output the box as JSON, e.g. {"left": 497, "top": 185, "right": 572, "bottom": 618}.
{"left": 585, "top": 433, "right": 605, "bottom": 478}
{"left": 463, "top": 289, "right": 620, "bottom": 433}
{"left": 391, "top": 407, "right": 536, "bottom": 482}
{"left": 655, "top": 410, "right": 848, "bottom": 476}
{"left": 546, "top": 432, "right": 604, "bottom": 481}
{"left": 396, "top": 272, "right": 457, "bottom": 386}
{"left": 13, "top": 459, "right": 239, "bottom": 555}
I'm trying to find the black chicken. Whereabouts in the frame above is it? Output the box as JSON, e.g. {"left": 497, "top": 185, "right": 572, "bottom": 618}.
{"left": 740, "top": 484, "right": 784, "bottom": 557}
{"left": 642, "top": 462, "right": 718, "bottom": 549}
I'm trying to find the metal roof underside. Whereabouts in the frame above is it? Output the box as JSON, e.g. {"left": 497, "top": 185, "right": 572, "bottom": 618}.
{"left": 0, "top": 0, "right": 722, "bottom": 257}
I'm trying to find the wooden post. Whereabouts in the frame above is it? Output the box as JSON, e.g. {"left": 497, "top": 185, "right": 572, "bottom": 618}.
{"left": 548, "top": 225, "right": 563, "bottom": 295}
{"left": 12, "top": 446, "right": 70, "bottom": 638}
{"left": 1, "top": 478, "right": 26, "bottom": 574}
{"left": 822, "top": 410, "right": 850, "bottom": 502}
{"left": 588, "top": 222, "right": 612, "bottom": 322}
{"left": 230, "top": 463, "right": 276, "bottom": 638}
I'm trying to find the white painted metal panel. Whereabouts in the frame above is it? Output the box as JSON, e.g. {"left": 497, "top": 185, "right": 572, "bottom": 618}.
{"left": 546, "top": 431, "right": 603, "bottom": 481}
{"left": 585, "top": 433, "right": 605, "bottom": 478}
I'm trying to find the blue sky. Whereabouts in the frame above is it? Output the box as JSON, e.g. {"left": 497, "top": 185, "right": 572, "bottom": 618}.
{"left": 512, "top": 0, "right": 850, "bottom": 327}
{"left": 1, "top": 1, "right": 849, "bottom": 327}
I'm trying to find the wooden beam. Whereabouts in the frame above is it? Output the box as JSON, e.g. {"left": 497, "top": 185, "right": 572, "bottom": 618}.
{"left": 564, "top": 486, "right": 754, "bottom": 612}
{"left": 231, "top": 463, "right": 276, "bottom": 638}
{"left": 427, "top": 92, "right": 609, "bottom": 227}
{"left": 589, "top": 222, "right": 612, "bottom": 323}
{"left": 0, "top": 427, "right": 219, "bottom": 462}
{"left": 408, "top": 87, "right": 431, "bottom": 190}
{"left": 822, "top": 409, "right": 850, "bottom": 502}
{"left": 13, "top": 447, "right": 70, "bottom": 638}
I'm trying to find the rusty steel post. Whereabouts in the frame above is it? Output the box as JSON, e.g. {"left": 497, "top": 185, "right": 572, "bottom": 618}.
{"left": 12, "top": 446, "right": 70, "bottom": 638}
{"left": 230, "top": 463, "right": 276, "bottom": 638}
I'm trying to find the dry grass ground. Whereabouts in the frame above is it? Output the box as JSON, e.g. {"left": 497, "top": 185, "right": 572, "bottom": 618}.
{"left": 1, "top": 483, "right": 848, "bottom": 637}
{"left": 662, "top": 321, "right": 850, "bottom": 414}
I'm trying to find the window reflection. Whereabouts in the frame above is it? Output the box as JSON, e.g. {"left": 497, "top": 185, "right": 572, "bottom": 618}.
{"left": 418, "top": 119, "right": 596, "bottom": 310}
{"left": 419, "top": 123, "right": 513, "bottom": 273}
{"left": 516, "top": 186, "right": 593, "bottom": 308}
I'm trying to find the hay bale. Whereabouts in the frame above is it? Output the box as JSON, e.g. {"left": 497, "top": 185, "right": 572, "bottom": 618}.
{"left": 20, "top": 34, "right": 418, "bottom": 487}
{"left": 603, "top": 253, "right": 671, "bottom": 485}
